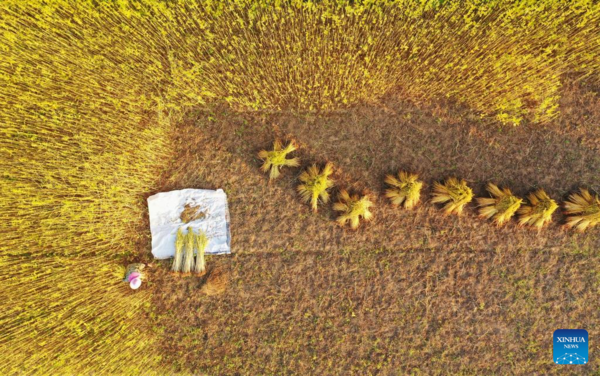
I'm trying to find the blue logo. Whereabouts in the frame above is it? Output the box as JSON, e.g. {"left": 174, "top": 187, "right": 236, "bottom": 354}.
{"left": 553, "top": 329, "right": 588, "bottom": 365}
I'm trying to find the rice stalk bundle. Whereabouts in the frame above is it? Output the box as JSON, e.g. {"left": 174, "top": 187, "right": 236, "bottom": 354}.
{"left": 564, "top": 189, "right": 600, "bottom": 232}
{"left": 182, "top": 228, "right": 196, "bottom": 273}
{"left": 258, "top": 140, "right": 300, "bottom": 180}
{"left": 432, "top": 178, "right": 474, "bottom": 215}
{"left": 194, "top": 230, "right": 209, "bottom": 275}
{"left": 477, "top": 183, "right": 523, "bottom": 226}
{"left": 172, "top": 228, "right": 185, "bottom": 272}
{"left": 517, "top": 189, "right": 558, "bottom": 229}
{"left": 385, "top": 171, "right": 423, "bottom": 209}
{"left": 334, "top": 190, "right": 374, "bottom": 230}
{"left": 297, "top": 162, "right": 335, "bottom": 212}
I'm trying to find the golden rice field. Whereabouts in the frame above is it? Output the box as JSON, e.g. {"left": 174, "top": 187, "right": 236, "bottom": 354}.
{"left": 1, "top": 0, "right": 599, "bottom": 374}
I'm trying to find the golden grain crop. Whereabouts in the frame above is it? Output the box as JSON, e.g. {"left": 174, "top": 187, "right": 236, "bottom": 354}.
{"left": 1, "top": 0, "right": 599, "bottom": 374}
{"left": 195, "top": 230, "right": 209, "bottom": 274}
{"left": 297, "top": 162, "right": 335, "bottom": 212}
{"left": 334, "top": 190, "right": 374, "bottom": 230}
{"left": 477, "top": 183, "right": 523, "bottom": 226}
{"left": 385, "top": 171, "right": 423, "bottom": 209}
{"left": 518, "top": 189, "right": 558, "bottom": 229}
{"left": 564, "top": 188, "right": 600, "bottom": 232}
{"left": 258, "top": 139, "right": 300, "bottom": 180}
{"left": 1, "top": 1, "right": 172, "bottom": 373}
{"left": 432, "top": 177, "right": 474, "bottom": 215}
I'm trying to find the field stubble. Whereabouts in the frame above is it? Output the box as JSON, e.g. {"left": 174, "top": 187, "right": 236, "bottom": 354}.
{"left": 145, "top": 81, "right": 600, "bottom": 375}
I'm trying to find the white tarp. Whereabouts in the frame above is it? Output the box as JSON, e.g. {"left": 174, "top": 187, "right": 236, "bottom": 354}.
{"left": 148, "top": 189, "right": 231, "bottom": 259}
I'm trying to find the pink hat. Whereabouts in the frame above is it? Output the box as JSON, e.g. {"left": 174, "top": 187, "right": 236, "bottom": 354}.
{"left": 129, "top": 277, "right": 142, "bottom": 290}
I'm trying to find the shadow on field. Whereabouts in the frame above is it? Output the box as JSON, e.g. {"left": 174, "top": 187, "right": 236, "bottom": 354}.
{"left": 152, "top": 80, "right": 600, "bottom": 256}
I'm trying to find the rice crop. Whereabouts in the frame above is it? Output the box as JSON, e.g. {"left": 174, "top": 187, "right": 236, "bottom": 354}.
{"left": 258, "top": 140, "right": 300, "bottom": 180}
{"left": 334, "top": 190, "right": 374, "bottom": 230}
{"left": 0, "top": 1, "right": 172, "bottom": 373}
{"left": 477, "top": 183, "right": 523, "bottom": 226}
{"left": 385, "top": 171, "right": 423, "bottom": 209}
{"left": 517, "top": 189, "right": 558, "bottom": 229}
{"left": 155, "top": 0, "right": 600, "bottom": 124}
{"left": 431, "top": 177, "right": 474, "bottom": 215}
{"left": 564, "top": 188, "right": 600, "bottom": 232}
{"left": 297, "top": 162, "right": 335, "bottom": 212}
{"left": 172, "top": 228, "right": 185, "bottom": 272}
{"left": 195, "top": 230, "right": 209, "bottom": 275}
{"left": 2, "top": 0, "right": 599, "bottom": 374}
{"left": 182, "top": 228, "right": 196, "bottom": 273}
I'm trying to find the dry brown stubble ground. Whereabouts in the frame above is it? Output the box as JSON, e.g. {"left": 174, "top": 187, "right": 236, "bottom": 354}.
{"left": 139, "top": 82, "right": 600, "bottom": 375}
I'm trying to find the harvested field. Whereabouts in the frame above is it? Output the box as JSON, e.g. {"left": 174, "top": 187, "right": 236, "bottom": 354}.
{"left": 142, "top": 82, "right": 600, "bottom": 375}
